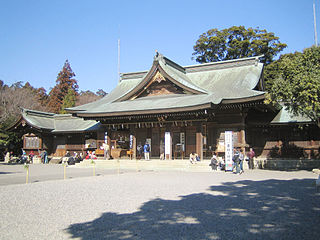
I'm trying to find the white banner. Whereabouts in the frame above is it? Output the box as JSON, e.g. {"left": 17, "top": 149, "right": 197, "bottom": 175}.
{"left": 225, "top": 131, "right": 233, "bottom": 171}
{"left": 165, "top": 132, "right": 171, "bottom": 156}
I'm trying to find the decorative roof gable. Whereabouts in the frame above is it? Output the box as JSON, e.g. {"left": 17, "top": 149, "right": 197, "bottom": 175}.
{"left": 115, "top": 52, "right": 207, "bottom": 102}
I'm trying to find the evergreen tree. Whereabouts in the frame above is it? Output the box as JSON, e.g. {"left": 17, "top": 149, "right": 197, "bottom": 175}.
{"left": 60, "top": 89, "right": 77, "bottom": 114}
{"left": 192, "top": 26, "right": 287, "bottom": 64}
{"left": 265, "top": 46, "right": 320, "bottom": 127}
{"left": 48, "top": 60, "right": 78, "bottom": 113}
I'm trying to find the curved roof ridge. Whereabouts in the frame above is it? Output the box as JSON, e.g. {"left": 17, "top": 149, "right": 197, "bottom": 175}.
{"left": 22, "top": 108, "right": 55, "bottom": 117}
{"left": 158, "top": 56, "right": 207, "bottom": 94}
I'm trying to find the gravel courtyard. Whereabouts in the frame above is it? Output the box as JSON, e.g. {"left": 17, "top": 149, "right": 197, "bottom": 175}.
{"left": 0, "top": 166, "right": 319, "bottom": 240}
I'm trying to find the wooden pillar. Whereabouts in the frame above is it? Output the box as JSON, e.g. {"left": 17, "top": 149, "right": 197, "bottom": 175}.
{"left": 106, "top": 133, "right": 111, "bottom": 159}
{"left": 240, "top": 112, "right": 247, "bottom": 152}
{"left": 196, "top": 124, "right": 203, "bottom": 160}
{"left": 130, "top": 125, "right": 137, "bottom": 160}
{"left": 106, "top": 135, "right": 111, "bottom": 146}
{"left": 240, "top": 129, "right": 246, "bottom": 147}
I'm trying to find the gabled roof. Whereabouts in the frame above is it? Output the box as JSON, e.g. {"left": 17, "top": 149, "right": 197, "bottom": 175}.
{"left": 271, "top": 107, "right": 312, "bottom": 124}
{"left": 115, "top": 53, "right": 208, "bottom": 102}
{"left": 67, "top": 53, "right": 265, "bottom": 117}
{"left": 10, "top": 108, "right": 101, "bottom": 132}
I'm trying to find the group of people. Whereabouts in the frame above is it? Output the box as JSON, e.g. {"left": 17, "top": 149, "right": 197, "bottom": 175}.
{"left": 209, "top": 152, "right": 225, "bottom": 171}
{"left": 137, "top": 142, "right": 151, "bottom": 160}
{"left": 3, "top": 149, "right": 48, "bottom": 164}
{"left": 64, "top": 151, "right": 83, "bottom": 165}
{"left": 209, "top": 147, "right": 255, "bottom": 173}
{"left": 232, "top": 147, "right": 255, "bottom": 174}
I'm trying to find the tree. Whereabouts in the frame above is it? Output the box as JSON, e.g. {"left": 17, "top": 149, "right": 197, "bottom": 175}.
{"left": 192, "top": 26, "right": 287, "bottom": 64}
{"left": 265, "top": 46, "right": 320, "bottom": 127}
{"left": 96, "top": 89, "right": 107, "bottom": 97}
{"left": 76, "top": 90, "right": 102, "bottom": 106}
{"left": 47, "top": 60, "right": 78, "bottom": 113}
{"left": 0, "top": 81, "right": 48, "bottom": 125}
{"left": 0, "top": 80, "right": 49, "bottom": 153}
{"left": 60, "top": 89, "right": 77, "bottom": 114}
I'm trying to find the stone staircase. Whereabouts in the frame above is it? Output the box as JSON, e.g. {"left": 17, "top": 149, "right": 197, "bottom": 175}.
{"left": 74, "top": 158, "right": 214, "bottom": 172}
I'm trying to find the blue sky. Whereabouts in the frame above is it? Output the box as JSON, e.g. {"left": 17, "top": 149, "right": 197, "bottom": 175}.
{"left": 0, "top": 0, "right": 319, "bottom": 94}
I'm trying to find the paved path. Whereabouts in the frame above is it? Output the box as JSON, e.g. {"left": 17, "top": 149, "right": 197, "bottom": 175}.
{"left": 0, "top": 164, "right": 319, "bottom": 239}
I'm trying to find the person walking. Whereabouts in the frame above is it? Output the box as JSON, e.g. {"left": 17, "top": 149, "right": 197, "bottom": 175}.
{"left": 144, "top": 142, "right": 150, "bottom": 160}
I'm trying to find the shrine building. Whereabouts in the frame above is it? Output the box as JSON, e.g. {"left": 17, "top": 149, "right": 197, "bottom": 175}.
{"left": 66, "top": 52, "right": 320, "bottom": 160}
{"left": 11, "top": 52, "right": 320, "bottom": 161}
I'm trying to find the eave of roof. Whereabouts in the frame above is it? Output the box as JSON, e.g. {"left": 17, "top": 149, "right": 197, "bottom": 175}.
{"left": 75, "top": 103, "right": 213, "bottom": 118}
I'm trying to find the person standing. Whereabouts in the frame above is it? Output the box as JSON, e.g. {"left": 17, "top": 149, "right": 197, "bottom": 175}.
{"left": 103, "top": 142, "right": 110, "bottom": 160}
{"left": 137, "top": 142, "right": 143, "bottom": 160}
{"left": 4, "top": 151, "right": 10, "bottom": 163}
{"left": 239, "top": 149, "right": 244, "bottom": 174}
{"left": 40, "top": 150, "right": 45, "bottom": 163}
{"left": 144, "top": 142, "right": 150, "bottom": 160}
{"left": 247, "top": 148, "right": 255, "bottom": 169}
{"left": 43, "top": 150, "right": 48, "bottom": 164}
{"left": 29, "top": 151, "right": 34, "bottom": 163}
{"left": 233, "top": 148, "right": 240, "bottom": 174}
{"left": 209, "top": 152, "right": 218, "bottom": 171}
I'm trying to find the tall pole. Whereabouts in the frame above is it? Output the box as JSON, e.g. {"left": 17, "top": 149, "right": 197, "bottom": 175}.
{"left": 118, "top": 39, "right": 121, "bottom": 82}
{"left": 314, "top": 2, "right": 318, "bottom": 46}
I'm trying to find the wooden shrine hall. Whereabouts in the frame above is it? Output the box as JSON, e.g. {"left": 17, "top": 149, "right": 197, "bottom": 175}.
{"left": 66, "top": 52, "right": 320, "bottom": 160}
{"left": 9, "top": 52, "right": 320, "bottom": 160}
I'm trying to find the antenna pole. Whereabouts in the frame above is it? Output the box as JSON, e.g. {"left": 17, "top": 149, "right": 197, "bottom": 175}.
{"left": 118, "top": 39, "right": 121, "bottom": 82}
{"left": 314, "top": 2, "right": 318, "bottom": 46}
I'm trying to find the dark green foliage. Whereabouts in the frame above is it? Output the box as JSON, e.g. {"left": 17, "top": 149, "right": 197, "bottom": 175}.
{"left": 192, "top": 26, "right": 287, "bottom": 64}
{"left": 265, "top": 46, "right": 320, "bottom": 126}
{"left": 60, "top": 89, "right": 77, "bottom": 114}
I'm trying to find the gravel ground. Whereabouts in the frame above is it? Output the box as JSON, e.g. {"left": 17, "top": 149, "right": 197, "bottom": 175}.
{"left": 0, "top": 164, "right": 135, "bottom": 186}
{"left": 0, "top": 169, "right": 319, "bottom": 240}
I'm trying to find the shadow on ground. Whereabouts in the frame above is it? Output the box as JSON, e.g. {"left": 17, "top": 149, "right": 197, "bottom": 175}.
{"left": 66, "top": 179, "right": 320, "bottom": 239}
{"left": 0, "top": 171, "right": 18, "bottom": 175}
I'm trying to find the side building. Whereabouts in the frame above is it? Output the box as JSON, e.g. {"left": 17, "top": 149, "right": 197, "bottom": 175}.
{"left": 9, "top": 108, "right": 103, "bottom": 157}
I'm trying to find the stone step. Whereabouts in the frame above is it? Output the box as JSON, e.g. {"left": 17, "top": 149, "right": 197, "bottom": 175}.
{"left": 74, "top": 159, "right": 214, "bottom": 172}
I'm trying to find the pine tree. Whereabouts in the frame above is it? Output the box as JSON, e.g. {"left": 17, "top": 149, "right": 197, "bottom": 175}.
{"left": 47, "top": 60, "right": 78, "bottom": 113}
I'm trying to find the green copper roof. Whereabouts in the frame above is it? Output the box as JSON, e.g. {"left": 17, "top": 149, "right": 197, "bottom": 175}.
{"left": 20, "top": 108, "right": 101, "bottom": 132}
{"left": 67, "top": 53, "right": 265, "bottom": 117}
{"left": 271, "top": 107, "right": 311, "bottom": 124}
